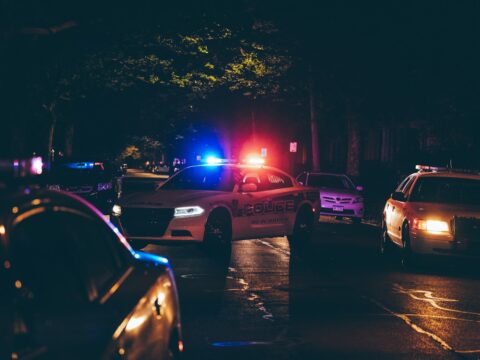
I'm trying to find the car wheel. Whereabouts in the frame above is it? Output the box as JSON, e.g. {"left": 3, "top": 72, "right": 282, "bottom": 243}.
{"left": 380, "top": 220, "right": 395, "bottom": 259}
{"left": 288, "top": 206, "right": 314, "bottom": 246}
{"left": 203, "top": 210, "right": 232, "bottom": 258}
{"left": 130, "top": 240, "right": 148, "bottom": 250}
{"left": 400, "top": 223, "right": 415, "bottom": 269}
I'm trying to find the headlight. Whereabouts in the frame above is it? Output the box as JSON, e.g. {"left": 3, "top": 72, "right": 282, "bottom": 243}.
{"left": 174, "top": 206, "right": 205, "bottom": 218}
{"left": 416, "top": 219, "right": 449, "bottom": 233}
{"left": 353, "top": 196, "right": 363, "bottom": 204}
{"left": 97, "top": 182, "right": 112, "bottom": 191}
{"left": 112, "top": 204, "right": 122, "bottom": 217}
{"left": 48, "top": 184, "right": 61, "bottom": 191}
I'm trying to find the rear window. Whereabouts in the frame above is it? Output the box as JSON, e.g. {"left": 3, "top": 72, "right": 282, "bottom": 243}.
{"left": 410, "top": 177, "right": 480, "bottom": 205}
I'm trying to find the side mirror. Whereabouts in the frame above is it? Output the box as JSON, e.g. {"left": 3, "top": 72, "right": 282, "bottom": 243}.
{"left": 391, "top": 191, "right": 405, "bottom": 202}
{"left": 241, "top": 183, "right": 257, "bottom": 193}
{"left": 356, "top": 185, "right": 364, "bottom": 191}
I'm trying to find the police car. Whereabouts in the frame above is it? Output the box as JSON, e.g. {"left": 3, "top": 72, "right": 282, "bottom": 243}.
{"left": 381, "top": 165, "right": 480, "bottom": 266}
{"left": 0, "top": 158, "right": 183, "bottom": 360}
{"left": 113, "top": 159, "right": 320, "bottom": 252}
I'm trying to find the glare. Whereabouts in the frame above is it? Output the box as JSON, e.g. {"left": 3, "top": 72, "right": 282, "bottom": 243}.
{"left": 416, "top": 219, "right": 450, "bottom": 233}
{"left": 125, "top": 315, "right": 147, "bottom": 332}
{"left": 30, "top": 157, "right": 43, "bottom": 175}
{"left": 245, "top": 156, "right": 265, "bottom": 165}
{"left": 206, "top": 156, "right": 222, "bottom": 164}
{"left": 112, "top": 204, "right": 122, "bottom": 217}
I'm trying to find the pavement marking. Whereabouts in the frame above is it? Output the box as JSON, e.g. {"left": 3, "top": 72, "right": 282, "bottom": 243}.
{"left": 366, "top": 296, "right": 454, "bottom": 352}
{"left": 394, "top": 283, "right": 480, "bottom": 317}
{"left": 227, "top": 266, "right": 275, "bottom": 322}
{"left": 254, "top": 239, "right": 291, "bottom": 257}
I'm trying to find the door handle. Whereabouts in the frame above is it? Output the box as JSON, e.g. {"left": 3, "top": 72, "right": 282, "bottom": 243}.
{"left": 153, "top": 298, "right": 162, "bottom": 317}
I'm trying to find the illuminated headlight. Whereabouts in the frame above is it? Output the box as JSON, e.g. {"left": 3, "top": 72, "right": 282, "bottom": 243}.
{"left": 112, "top": 204, "right": 122, "bottom": 217}
{"left": 417, "top": 219, "right": 449, "bottom": 233}
{"left": 353, "top": 196, "right": 363, "bottom": 204}
{"left": 174, "top": 206, "right": 205, "bottom": 218}
{"left": 48, "top": 184, "right": 61, "bottom": 191}
{"left": 97, "top": 182, "right": 112, "bottom": 191}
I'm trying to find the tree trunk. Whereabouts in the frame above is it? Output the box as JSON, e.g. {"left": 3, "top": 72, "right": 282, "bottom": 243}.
{"left": 64, "top": 122, "right": 75, "bottom": 157}
{"left": 309, "top": 67, "right": 320, "bottom": 171}
{"left": 45, "top": 102, "right": 57, "bottom": 161}
{"left": 346, "top": 115, "right": 361, "bottom": 176}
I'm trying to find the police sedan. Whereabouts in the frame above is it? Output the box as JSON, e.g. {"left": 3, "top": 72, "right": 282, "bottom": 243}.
{"left": 0, "top": 176, "right": 183, "bottom": 359}
{"left": 113, "top": 162, "right": 320, "bottom": 253}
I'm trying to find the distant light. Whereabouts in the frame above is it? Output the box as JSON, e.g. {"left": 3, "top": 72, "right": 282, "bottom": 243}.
{"left": 30, "top": 157, "right": 43, "bottom": 175}
{"left": 206, "top": 156, "right": 222, "bottom": 165}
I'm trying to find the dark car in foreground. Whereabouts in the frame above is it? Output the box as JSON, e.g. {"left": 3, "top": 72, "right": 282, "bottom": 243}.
{"left": 0, "top": 168, "right": 183, "bottom": 360}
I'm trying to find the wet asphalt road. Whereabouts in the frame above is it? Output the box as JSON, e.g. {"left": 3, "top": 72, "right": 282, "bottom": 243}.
{"left": 142, "top": 219, "right": 480, "bottom": 360}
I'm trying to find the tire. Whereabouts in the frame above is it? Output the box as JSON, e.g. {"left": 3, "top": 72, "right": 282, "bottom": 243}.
{"left": 130, "top": 240, "right": 148, "bottom": 250}
{"left": 380, "top": 220, "right": 395, "bottom": 260}
{"left": 288, "top": 206, "right": 314, "bottom": 246}
{"left": 400, "top": 223, "right": 415, "bottom": 269}
{"left": 203, "top": 210, "right": 232, "bottom": 258}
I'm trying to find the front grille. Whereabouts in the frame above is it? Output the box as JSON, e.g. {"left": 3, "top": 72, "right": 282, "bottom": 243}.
{"left": 121, "top": 208, "right": 174, "bottom": 237}
{"left": 320, "top": 207, "right": 354, "bottom": 215}
{"left": 322, "top": 196, "right": 353, "bottom": 204}
{"left": 454, "top": 217, "right": 480, "bottom": 253}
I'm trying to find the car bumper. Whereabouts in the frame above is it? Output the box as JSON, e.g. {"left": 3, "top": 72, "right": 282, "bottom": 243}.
{"left": 319, "top": 203, "right": 364, "bottom": 218}
{"left": 411, "top": 230, "right": 480, "bottom": 257}
{"left": 117, "top": 214, "right": 207, "bottom": 243}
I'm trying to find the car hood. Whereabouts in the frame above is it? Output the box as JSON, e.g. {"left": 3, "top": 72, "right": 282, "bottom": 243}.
{"left": 410, "top": 202, "right": 480, "bottom": 220}
{"left": 119, "top": 189, "right": 225, "bottom": 207}
{"left": 319, "top": 188, "right": 360, "bottom": 198}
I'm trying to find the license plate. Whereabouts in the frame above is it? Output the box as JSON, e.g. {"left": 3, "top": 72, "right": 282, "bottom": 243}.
{"left": 333, "top": 205, "right": 343, "bottom": 212}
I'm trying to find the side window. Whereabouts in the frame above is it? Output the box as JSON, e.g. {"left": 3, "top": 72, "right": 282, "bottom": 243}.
{"left": 11, "top": 210, "right": 129, "bottom": 304}
{"left": 69, "top": 215, "right": 129, "bottom": 296}
{"left": 395, "top": 176, "right": 411, "bottom": 192}
{"left": 402, "top": 176, "right": 416, "bottom": 196}
{"left": 297, "top": 173, "right": 307, "bottom": 185}
{"left": 264, "top": 170, "right": 293, "bottom": 190}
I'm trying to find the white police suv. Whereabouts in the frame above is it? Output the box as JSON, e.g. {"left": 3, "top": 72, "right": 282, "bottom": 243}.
{"left": 113, "top": 163, "right": 320, "bottom": 253}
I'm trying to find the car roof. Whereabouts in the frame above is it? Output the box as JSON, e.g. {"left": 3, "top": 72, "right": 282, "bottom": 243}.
{"left": 182, "top": 163, "right": 294, "bottom": 178}
{"left": 415, "top": 171, "right": 480, "bottom": 180}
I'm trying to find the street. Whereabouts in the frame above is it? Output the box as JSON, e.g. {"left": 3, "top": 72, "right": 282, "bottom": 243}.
{"left": 146, "top": 219, "right": 480, "bottom": 359}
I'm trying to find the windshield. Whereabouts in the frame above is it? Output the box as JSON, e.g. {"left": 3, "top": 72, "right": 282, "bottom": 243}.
{"left": 161, "top": 166, "right": 236, "bottom": 191}
{"left": 308, "top": 174, "right": 354, "bottom": 190}
{"left": 410, "top": 177, "right": 480, "bottom": 205}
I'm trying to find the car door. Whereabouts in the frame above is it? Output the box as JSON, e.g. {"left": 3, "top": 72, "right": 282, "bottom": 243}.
{"left": 389, "top": 175, "right": 415, "bottom": 244}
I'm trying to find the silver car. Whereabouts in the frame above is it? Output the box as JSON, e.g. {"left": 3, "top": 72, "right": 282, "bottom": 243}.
{"left": 297, "top": 171, "right": 364, "bottom": 223}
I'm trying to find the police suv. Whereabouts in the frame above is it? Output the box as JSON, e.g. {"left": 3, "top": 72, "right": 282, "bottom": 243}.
{"left": 113, "top": 162, "right": 320, "bottom": 252}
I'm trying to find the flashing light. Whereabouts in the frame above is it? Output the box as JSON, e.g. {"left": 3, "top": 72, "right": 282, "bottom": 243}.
{"left": 206, "top": 156, "right": 223, "bottom": 165}
{"left": 65, "top": 162, "right": 95, "bottom": 169}
{"left": 245, "top": 156, "right": 265, "bottom": 165}
{"left": 30, "top": 157, "right": 44, "bottom": 175}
